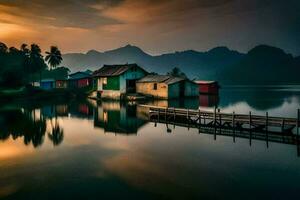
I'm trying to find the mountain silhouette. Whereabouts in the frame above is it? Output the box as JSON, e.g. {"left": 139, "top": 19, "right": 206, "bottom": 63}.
{"left": 218, "top": 45, "right": 299, "bottom": 84}
{"left": 61, "top": 44, "right": 300, "bottom": 84}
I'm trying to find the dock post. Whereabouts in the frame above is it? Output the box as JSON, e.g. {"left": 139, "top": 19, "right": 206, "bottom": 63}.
{"left": 158, "top": 109, "right": 160, "bottom": 122}
{"left": 199, "top": 108, "right": 201, "bottom": 125}
{"left": 249, "top": 111, "right": 252, "bottom": 129}
{"left": 173, "top": 108, "right": 176, "bottom": 121}
{"left": 297, "top": 109, "right": 299, "bottom": 156}
{"left": 218, "top": 109, "right": 221, "bottom": 125}
{"left": 249, "top": 111, "right": 252, "bottom": 146}
{"left": 214, "top": 107, "right": 217, "bottom": 140}
{"left": 266, "top": 112, "right": 269, "bottom": 148}
{"left": 281, "top": 119, "right": 285, "bottom": 133}
{"left": 187, "top": 109, "right": 190, "bottom": 130}
{"left": 165, "top": 107, "right": 167, "bottom": 122}
{"left": 214, "top": 107, "right": 216, "bottom": 126}
{"left": 297, "top": 109, "right": 299, "bottom": 135}
{"left": 218, "top": 108, "right": 222, "bottom": 134}
{"left": 232, "top": 111, "right": 235, "bottom": 142}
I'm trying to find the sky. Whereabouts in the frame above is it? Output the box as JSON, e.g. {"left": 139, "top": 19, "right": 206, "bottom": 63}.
{"left": 0, "top": 0, "right": 299, "bottom": 55}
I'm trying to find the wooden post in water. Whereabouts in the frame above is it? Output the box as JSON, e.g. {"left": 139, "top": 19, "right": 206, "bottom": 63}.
{"left": 281, "top": 119, "right": 285, "bottom": 133}
{"left": 214, "top": 107, "right": 217, "bottom": 126}
{"left": 173, "top": 108, "right": 176, "bottom": 121}
{"left": 266, "top": 112, "right": 269, "bottom": 148}
{"left": 173, "top": 108, "right": 176, "bottom": 129}
{"left": 297, "top": 109, "right": 299, "bottom": 156}
{"left": 187, "top": 109, "right": 189, "bottom": 120}
{"left": 249, "top": 111, "right": 252, "bottom": 146}
{"left": 187, "top": 109, "right": 190, "bottom": 130}
{"left": 218, "top": 108, "right": 221, "bottom": 134}
{"left": 165, "top": 107, "right": 167, "bottom": 122}
{"left": 158, "top": 109, "right": 160, "bottom": 122}
{"left": 198, "top": 109, "right": 201, "bottom": 125}
{"left": 218, "top": 109, "right": 221, "bottom": 125}
{"left": 232, "top": 111, "right": 235, "bottom": 142}
{"left": 198, "top": 108, "right": 201, "bottom": 134}
{"left": 214, "top": 107, "right": 217, "bottom": 140}
{"left": 297, "top": 109, "right": 299, "bottom": 135}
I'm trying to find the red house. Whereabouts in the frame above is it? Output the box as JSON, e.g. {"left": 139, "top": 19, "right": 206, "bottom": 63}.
{"left": 199, "top": 95, "right": 219, "bottom": 108}
{"left": 196, "top": 81, "right": 219, "bottom": 94}
{"left": 68, "top": 71, "right": 92, "bottom": 88}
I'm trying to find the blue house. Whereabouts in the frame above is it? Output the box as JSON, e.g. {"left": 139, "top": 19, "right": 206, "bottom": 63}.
{"left": 40, "top": 79, "right": 55, "bottom": 90}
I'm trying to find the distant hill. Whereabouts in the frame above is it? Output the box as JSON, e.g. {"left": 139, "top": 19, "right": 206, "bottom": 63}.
{"left": 217, "top": 45, "right": 300, "bottom": 84}
{"left": 62, "top": 45, "right": 244, "bottom": 80}
{"left": 61, "top": 44, "right": 300, "bottom": 85}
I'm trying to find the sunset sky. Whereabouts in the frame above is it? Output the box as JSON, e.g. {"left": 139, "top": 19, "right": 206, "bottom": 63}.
{"left": 0, "top": 0, "right": 299, "bottom": 55}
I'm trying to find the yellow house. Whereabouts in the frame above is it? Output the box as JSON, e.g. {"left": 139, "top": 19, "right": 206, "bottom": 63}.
{"left": 136, "top": 75, "right": 198, "bottom": 99}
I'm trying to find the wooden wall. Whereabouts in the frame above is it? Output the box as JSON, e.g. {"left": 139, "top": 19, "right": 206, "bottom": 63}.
{"left": 136, "top": 82, "right": 168, "bottom": 99}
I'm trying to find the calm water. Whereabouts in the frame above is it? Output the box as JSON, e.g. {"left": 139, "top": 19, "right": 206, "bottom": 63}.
{"left": 0, "top": 86, "right": 300, "bottom": 199}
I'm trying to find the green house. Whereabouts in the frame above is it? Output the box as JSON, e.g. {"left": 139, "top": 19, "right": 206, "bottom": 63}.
{"left": 93, "top": 64, "right": 148, "bottom": 99}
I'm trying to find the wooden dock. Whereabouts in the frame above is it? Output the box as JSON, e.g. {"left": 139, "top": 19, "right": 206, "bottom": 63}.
{"left": 140, "top": 105, "right": 300, "bottom": 155}
{"left": 141, "top": 105, "right": 300, "bottom": 134}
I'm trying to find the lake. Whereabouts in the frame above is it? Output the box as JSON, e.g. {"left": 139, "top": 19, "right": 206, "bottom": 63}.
{"left": 0, "top": 86, "right": 300, "bottom": 199}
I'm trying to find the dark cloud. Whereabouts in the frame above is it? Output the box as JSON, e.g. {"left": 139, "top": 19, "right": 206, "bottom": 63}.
{"left": 0, "top": 0, "right": 124, "bottom": 28}
{"left": 0, "top": 0, "right": 299, "bottom": 54}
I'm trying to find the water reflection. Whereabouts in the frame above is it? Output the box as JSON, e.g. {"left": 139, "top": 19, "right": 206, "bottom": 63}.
{"left": 0, "top": 109, "right": 47, "bottom": 147}
{"left": 94, "top": 101, "right": 146, "bottom": 135}
{"left": 0, "top": 87, "right": 299, "bottom": 199}
{"left": 219, "top": 86, "right": 300, "bottom": 110}
{"left": 0, "top": 85, "right": 299, "bottom": 148}
{"left": 48, "top": 118, "right": 64, "bottom": 146}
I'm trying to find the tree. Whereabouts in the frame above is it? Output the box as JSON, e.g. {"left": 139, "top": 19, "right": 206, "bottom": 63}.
{"left": 167, "top": 67, "right": 187, "bottom": 78}
{"left": 8, "top": 47, "right": 20, "bottom": 55}
{"left": 45, "top": 46, "right": 63, "bottom": 70}
{"left": 20, "top": 44, "right": 30, "bottom": 82}
{"left": 29, "top": 44, "right": 47, "bottom": 83}
{"left": 0, "top": 42, "right": 8, "bottom": 54}
{"left": 20, "top": 44, "right": 30, "bottom": 56}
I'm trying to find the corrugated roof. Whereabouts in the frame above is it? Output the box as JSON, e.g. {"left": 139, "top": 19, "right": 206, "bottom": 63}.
{"left": 68, "top": 71, "right": 91, "bottom": 80}
{"left": 137, "top": 75, "right": 170, "bottom": 83}
{"left": 93, "top": 63, "right": 146, "bottom": 77}
{"left": 41, "top": 79, "right": 55, "bottom": 82}
{"left": 137, "top": 75, "right": 185, "bottom": 85}
{"left": 195, "top": 81, "right": 217, "bottom": 84}
{"left": 164, "top": 76, "right": 185, "bottom": 85}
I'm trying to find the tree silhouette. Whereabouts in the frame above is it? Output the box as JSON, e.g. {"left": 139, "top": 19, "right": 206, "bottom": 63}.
{"left": 48, "top": 117, "right": 64, "bottom": 146}
{"left": 167, "top": 67, "right": 187, "bottom": 78}
{"left": 45, "top": 46, "right": 63, "bottom": 70}
{"left": 0, "top": 42, "right": 8, "bottom": 54}
{"left": 29, "top": 44, "right": 47, "bottom": 83}
{"left": 0, "top": 109, "right": 47, "bottom": 148}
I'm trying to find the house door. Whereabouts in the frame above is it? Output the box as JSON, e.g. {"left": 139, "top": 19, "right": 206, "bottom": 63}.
{"left": 179, "top": 81, "right": 185, "bottom": 97}
{"left": 126, "top": 79, "right": 136, "bottom": 93}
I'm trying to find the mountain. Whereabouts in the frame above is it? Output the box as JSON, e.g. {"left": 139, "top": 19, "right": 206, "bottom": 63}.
{"left": 61, "top": 44, "right": 300, "bottom": 84}
{"left": 217, "top": 45, "right": 300, "bottom": 84}
{"left": 61, "top": 44, "right": 244, "bottom": 80}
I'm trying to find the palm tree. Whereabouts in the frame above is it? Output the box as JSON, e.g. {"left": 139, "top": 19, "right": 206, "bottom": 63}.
{"left": 20, "top": 44, "right": 30, "bottom": 55}
{"left": 20, "top": 44, "right": 30, "bottom": 83}
{"left": 30, "top": 44, "right": 47, "bottom": 83}
{"left": 0, "top": 42, "right": 8, "bottom": 54}
{"left": 45, "top": 46, "right": 63, "bottom": 70}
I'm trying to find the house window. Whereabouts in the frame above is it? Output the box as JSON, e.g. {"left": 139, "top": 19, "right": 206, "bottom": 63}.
{"left": 153, "top": 83, "right": 157, "bottom": 90}
{"left": 103, "top": 77, "right": 107, "bottom": 85}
